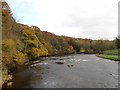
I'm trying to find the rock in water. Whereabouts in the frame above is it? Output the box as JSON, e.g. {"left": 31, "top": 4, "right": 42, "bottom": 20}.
{"left": 55, "top": 62, "right": 64, "bottom": 64}
{"left": 67, "top": 65, "right": 74, "bottom": 67}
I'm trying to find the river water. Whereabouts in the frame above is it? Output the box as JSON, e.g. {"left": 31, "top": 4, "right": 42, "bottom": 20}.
{"left": 11, "top": 54, "right": 118, "bottom": 88}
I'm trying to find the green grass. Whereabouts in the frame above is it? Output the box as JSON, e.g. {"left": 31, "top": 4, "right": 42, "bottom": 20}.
{"left": 96, "top": 49, "right": 120, "bottom": 61}
{"left": 103, "top": 49, "right": 120, "bottom": 55}
{"left": 96, "top": 54, "right": 120, "bottom": 61}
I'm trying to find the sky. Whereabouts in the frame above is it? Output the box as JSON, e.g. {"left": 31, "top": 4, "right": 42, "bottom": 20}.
{"left": 5, "top": 0, "right": 119, "bottom": 40}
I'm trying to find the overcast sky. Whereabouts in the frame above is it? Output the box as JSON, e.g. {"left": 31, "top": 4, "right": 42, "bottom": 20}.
{"left": 6, "top": 0, "right": 119, "bottom": 40}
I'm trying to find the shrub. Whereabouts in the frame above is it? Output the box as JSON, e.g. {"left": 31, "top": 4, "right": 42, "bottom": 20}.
{"left": 13, "top": 51, "right": 26, "bottom": 64}
{"left": 80, "top": 48, "right": 86, "bottom": 53}
{"left": 2, "top": 39, "right": 15, "bottom": 54}
{"left": 27, "top": 47, "right": 48, "bottom": 58}
{"left": 26, "top": 40, "right": 39, "bottom": 48}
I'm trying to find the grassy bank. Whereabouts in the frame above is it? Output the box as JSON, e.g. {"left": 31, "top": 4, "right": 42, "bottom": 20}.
{"left": 96, "top": 54, "right": 119, "bottom": 61}
{"left": 96, "top": 49, "right": 120, "bottom": 61}
{"left": 103, "top": 49, "right": 120, "bottom": 55}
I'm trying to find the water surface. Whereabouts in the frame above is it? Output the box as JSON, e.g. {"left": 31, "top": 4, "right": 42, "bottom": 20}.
{"left": 12, "top": 54, "right": 118, "bottom": 88}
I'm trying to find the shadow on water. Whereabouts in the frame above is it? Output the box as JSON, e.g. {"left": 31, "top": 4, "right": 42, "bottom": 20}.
{"left": 5, "top": 60, "right": 45, "bottom": 88}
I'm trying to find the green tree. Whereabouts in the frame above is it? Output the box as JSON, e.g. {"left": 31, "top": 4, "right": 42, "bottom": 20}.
{"left": 116, "top": 36, "right": 120, "bottom": 49}
{"left": 69, "top": 39, "right": 80, "bottom": 52}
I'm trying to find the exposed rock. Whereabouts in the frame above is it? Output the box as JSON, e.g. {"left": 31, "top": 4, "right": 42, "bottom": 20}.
{"left": 59, "top": 59, "right": 64, "bottom": 60}
{"left": 67, "top": 65, "right": 74, "bottom": 67}
{"left": 55, "top": 62, "right": 64, "bottom": 64}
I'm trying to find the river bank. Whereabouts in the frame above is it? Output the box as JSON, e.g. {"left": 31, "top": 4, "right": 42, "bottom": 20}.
{"left": 96, "top": 49, "right": 120, "bottom": 61}
{"left": 96, "top": 54, "right": 120, "bottom": 61}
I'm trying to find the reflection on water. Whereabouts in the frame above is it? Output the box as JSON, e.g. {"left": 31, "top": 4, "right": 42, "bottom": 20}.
{"left": 82, "top": 59, "right": 88, "bottom": 62}
{"left": 11, "top": 54, "right": 118, "bottom": 88}
{"left": 30, "top": 62, "right": 48, "bottom": 67}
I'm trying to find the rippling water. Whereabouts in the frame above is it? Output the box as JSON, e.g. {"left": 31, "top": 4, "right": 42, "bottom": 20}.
{"left": 11, "top": 54, "right": 118, "bottom": 88}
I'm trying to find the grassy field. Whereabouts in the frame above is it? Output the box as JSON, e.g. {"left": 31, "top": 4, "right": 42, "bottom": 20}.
{"left": 96, "top": 49, "right": 120, "bottom": 61}
{"left": 96, "top": 54, "right": 120, "bottom": 61}
{"left": 103, "top": 49, "right": 120, "bottom": 55}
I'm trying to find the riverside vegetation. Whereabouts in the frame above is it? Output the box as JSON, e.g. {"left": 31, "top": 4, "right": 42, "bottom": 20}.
{"left": 1, "top": 1, "right": 120, "bottom": 87}
{"left": 96, "top": 49, "right": 120, "bottom": 61}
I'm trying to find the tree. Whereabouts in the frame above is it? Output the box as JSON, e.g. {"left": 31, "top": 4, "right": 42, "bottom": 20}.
{"left": 91, "top": 40, "right": 105, "bottom": 54}
{"left": 69, "top": 39, "right": 80, "bottom": 52}
{"left": 116, "top": 36, "right": 120, "bottom": 49}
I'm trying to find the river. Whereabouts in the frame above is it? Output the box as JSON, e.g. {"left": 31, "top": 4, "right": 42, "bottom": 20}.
{"left": 11, "top": 54, "right": 118, "bottom": 88}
